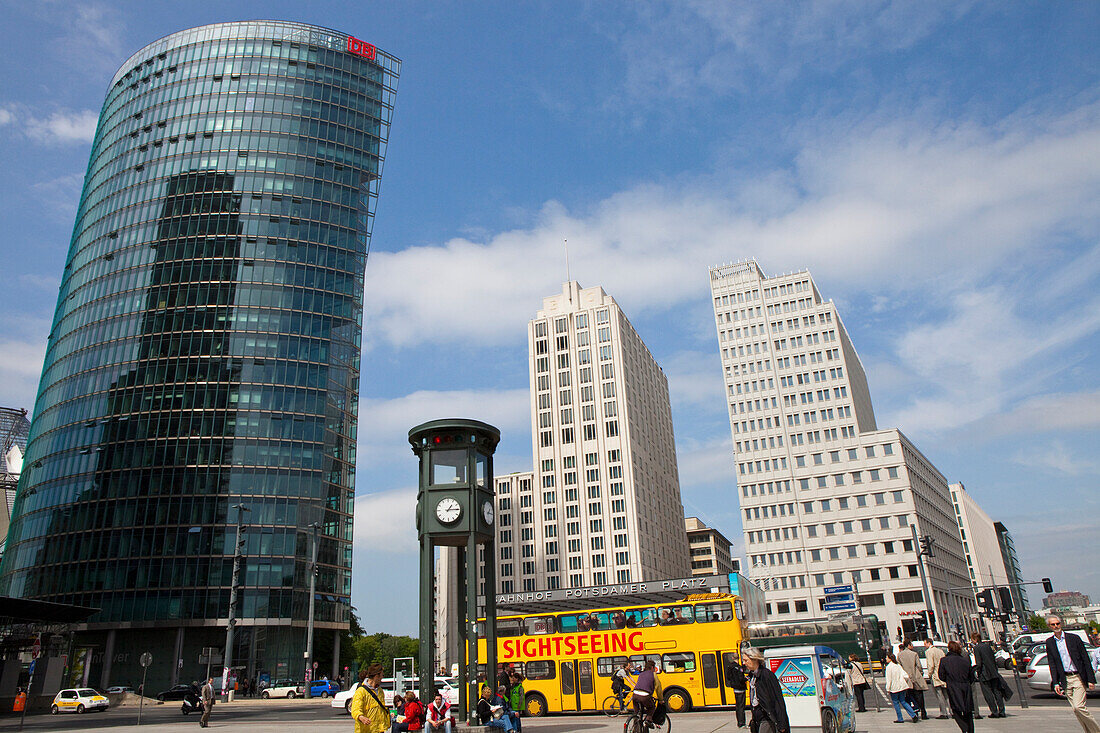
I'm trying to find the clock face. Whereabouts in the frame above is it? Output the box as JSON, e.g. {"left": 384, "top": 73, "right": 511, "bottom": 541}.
{"left": 482, "top": 500, "right": 495, "bottom": 526}
{"left": 435, "top": 497, "right": 462, "bottom": 524}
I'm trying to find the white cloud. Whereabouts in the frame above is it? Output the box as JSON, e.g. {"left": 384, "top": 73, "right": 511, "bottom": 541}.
{"left": 365, "top": 106, "right": 1100, "bottom": 355}
{"left": 0, "top": 338, "right": 46, "bottom": 410}
{"left": 0, "top": 107, "right": 13, "bottom": 126}
{"left": 24, "top": 110, "right": 98, "bottom": 145}
{"left": 604, "top": 1, "right": 973, "bottom": 106}
{"left": 990, "top": 391, "right": 1100, "bottom": 435}
{"left": 352, "top": 489, "right": 418, "bottom": 554}
{"left": 51, "top": 3, "right": 126, "bottom": 79}
{"left": 358, "top": 387, "right": 532, "bottom": 471}
{"left": 1012, "top": 440, "right": 1100, "bottom": 477}
{"left": 17, "top": 274, "right": 60, "bottom": 292}
{"left": 32, "top": 172, "right": 85, "bottom": 219}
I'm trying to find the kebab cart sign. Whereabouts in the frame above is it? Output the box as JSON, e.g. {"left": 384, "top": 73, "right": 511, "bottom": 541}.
{"left": 768, "top": 656, "right": 817, "bottom": 697}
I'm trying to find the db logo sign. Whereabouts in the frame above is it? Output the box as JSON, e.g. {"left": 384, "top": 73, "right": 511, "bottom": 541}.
{"left": 347, "top": 36, "right": 376, "bottom": 61}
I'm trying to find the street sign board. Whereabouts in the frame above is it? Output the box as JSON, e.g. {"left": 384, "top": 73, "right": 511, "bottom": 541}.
{"left": 823, "top": 584, "right": 854, "bottom": 596}
{"left": 139, "top": 652, "right": 153, "bottom": 668}
{"left": 28, "top": 659, "right": 36, "bottom": 675}
{"left": 823, "top": 600, "right": 857, "bottom": 611}
{"left": 31, "top": 637, "right": 41, "bottom": 657}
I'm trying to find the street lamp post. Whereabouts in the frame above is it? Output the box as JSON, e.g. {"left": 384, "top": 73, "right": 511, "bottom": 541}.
{"left": 305, "top": 521, "right": 321, "bottom": 698}
{"left": 222, "top": 504, "right": 250, "bottom": 700}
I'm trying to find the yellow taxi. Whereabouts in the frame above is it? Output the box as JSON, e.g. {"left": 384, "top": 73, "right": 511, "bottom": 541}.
{"left": 51, "top": 687, "right": 109, "bottom": 714}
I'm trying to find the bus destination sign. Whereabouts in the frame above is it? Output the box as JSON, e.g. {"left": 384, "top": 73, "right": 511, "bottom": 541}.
{"left": 500, "top": 630, "right": 645, "bottom": 660}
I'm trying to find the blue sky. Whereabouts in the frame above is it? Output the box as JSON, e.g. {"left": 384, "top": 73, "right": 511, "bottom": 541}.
{"left": 1, "top": 1, "right": 1098, "bottom": 635}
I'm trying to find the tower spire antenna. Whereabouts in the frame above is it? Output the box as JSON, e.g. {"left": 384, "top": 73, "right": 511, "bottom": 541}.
{"left": 564, "top": 238, "right": 571, "bottom": 301}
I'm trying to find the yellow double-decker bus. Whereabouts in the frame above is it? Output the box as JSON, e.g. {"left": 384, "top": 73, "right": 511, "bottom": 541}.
{"left": 476, "top": 593, "right": 748, "bottom": 716}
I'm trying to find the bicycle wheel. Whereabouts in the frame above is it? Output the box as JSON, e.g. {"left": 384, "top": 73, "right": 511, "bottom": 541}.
{"left": 603, "top": 695, "right": 625, "bottom": 716}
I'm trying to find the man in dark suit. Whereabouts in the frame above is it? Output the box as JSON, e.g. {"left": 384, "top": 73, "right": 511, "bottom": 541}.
{"left": 971, "top": 632, "right": 1005, "bottom": 717}
{"left": 1045, "top": 615, "right": 1098, "bottom": 732}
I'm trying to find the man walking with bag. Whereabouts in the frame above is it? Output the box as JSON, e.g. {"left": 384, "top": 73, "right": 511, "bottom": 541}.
{"left": 925, "top": 640, "right": 951, "bottom": 719}
{"left": 1045, "top": 614, "right": 1099, "bottom": 732}
{"left": 971, "top": 632, "right": 1006, "bottom": 717}
{"left": 726, "top": 655, "right": 749, "bottom": 727}
{"left": 199, "top": 677, "right": 214, "bottom": 728}
{"left": 898, "top": 639, "right": 928, "bottom": 720}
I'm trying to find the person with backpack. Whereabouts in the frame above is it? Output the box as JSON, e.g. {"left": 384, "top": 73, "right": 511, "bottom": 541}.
{"left": 726, "top": 656, "right": 749, "bottom": 727}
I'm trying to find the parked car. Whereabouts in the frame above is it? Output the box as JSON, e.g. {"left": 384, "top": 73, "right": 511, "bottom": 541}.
{"left": 106, "top": 685, "right": 134, "bottom": 695}
{"left": 51, "top": 688, "right": 109, "bottom": 714}
{"left": 261, "top": 679, "right": 304, "bottom": 699}
{"left": 332, "top": 677, "right": 459, "bottom": 714}
{"left": 1026, "top": 648, "right": 1100, "bottom": 695}
{"left": 157, "top": 684, "right": 198, "bottom": 702}
{"left": 310, "top": 679, "right": 341, "bottom": 697}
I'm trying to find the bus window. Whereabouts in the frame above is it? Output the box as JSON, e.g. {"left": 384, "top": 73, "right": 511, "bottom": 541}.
{"left": 498, "top": 618, "right": 524, "bottom": 637}
{"left": 559, "top": 614, "right": 582, "bottom": 633}
{"left": 630, "top": 654, "right": 661, "bottom": 669}
{"left": 701, "top": 653, "right": 719, "bottom": 688}
{"left": 658, "top": 605, "right": 694, "bottom": 625}
{"left": 638, "top": 608, "right": 658, "bottom": 627}
{"left": 610, "top": 610, "right": 628, "bottom": 629}
{"left": 498, "top": 662, "right": 526, "bottom": 679}
{"left": 579, "top": 660, "right": 594, "bottom": 694}
{"left": 695, "top": 601, "right": 733, "bottom": 623}
{"left": 597, "top": 656, "right": 629, "bottom": 676}
{"left": 622, "top": 609, "right": 645, "bottom": 628}
{"left": 662, "top": 652, "right": 696, "bottom": 673}
{"left": 734, "top": 599, "right": 746, "bottom": 621}
{"left": 574, "top": 612, "right": 609, "bottom": 631}
{"left": 526, "top": 661, "right": 555, "bottom": 680}
{"left": 561, "top": 662, "right": 575, "bottom": 695}
{"left": 525, "top": 616, "right": 556, "bottom": 635}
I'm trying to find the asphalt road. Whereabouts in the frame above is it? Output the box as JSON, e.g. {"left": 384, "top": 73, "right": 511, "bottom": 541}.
{"left": 6, "top": 673, "right": 1097, "bottom": 733}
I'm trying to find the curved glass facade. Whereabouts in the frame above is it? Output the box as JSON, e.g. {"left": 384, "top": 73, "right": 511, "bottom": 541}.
{"left": 0, "top": 21, "right": 398, "bottom": 686}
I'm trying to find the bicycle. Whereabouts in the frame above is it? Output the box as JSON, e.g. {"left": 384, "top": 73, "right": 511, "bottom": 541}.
{"left": 624, "top": 700, "right": 671, "bottom": 733}
{"left": 602, "top": 687, "right": 631, "bottom": 716}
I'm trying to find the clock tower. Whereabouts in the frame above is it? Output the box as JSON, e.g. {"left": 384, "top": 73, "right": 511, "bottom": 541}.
{"left": 409, "top": 418, "right": 499, "bottom": 723}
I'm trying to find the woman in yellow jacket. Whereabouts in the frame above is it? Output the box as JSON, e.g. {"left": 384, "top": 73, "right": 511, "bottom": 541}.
{"left": 352, "top": 664, "right": 391, "bottom": 733}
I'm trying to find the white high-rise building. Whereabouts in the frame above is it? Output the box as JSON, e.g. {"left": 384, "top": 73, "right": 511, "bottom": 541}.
{"left": 949, "top": 482, "right": 1010, "bottom": 592}
{"left": 498, "top": 281, "right": 690, "bottom": 591}
{"left": 436, "top": 283, "right": 691, "bottom": 666}
{"left": 709, "top": 261, "right": 977, "bottom": 639}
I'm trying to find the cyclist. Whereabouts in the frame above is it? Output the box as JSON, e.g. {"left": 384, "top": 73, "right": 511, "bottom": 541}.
{"left": 611, "top": 663, "right": 634, "bottom": 708}
{"left": 631, "top": 660, "right": 662, "bottom": 727}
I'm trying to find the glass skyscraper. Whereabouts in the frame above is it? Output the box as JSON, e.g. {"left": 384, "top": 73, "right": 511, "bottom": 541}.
{"left": 0, "top": 21, "right": 398, "bottom": 689}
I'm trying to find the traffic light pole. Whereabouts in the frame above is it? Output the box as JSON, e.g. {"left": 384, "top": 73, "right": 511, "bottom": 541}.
{"left": 912, "top": 526, "right": 939, "bottom": 639}
{"left": 305, "top": 522, "right": 320, "bottom": 698}
{"left": 222, "top": 504, "right": 249, "bottom": 699}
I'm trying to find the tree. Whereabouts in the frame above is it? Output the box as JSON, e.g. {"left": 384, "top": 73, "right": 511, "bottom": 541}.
{"left": 352, "top": 632, "right": 419, "bottom": 677}
{"left": 1025, "top": 613, "right": 1049, "bottom": 632}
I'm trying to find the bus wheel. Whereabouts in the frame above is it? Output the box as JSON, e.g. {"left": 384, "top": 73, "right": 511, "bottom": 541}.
{"left": 663, "top": 687, "right": 692, "bottom": 713}
{"left": 821, "top": 707, "right": 838, "bottom": 733}
{"left": 524, "top": 693, "right": 547, "bottom": 717}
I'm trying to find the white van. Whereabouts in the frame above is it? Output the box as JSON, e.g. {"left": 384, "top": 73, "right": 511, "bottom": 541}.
{"left": 331, "top": 676, "right": 459, "bottom": 714}
{"left": 1011, "top": 630, "right": 1090, "bottom": 651}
